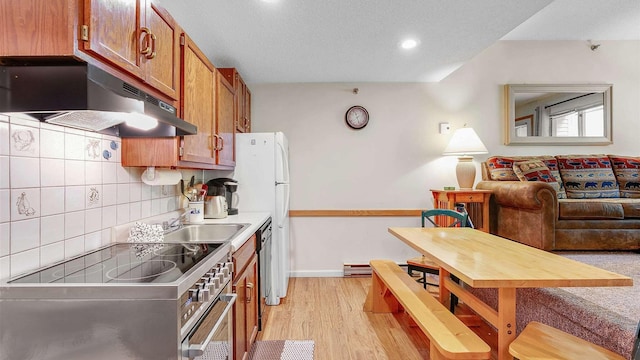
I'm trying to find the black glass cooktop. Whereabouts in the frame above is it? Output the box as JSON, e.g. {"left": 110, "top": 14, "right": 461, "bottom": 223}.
{"left": 10, "top": 243, "right": 223, "bottom": 284}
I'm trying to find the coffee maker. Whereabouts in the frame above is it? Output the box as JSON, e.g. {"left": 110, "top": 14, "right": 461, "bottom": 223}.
{"left": 223, "top": 180, "right": 239, "bottom": 215}
{"left": 207, "top": 178, "right": 239, "bottom": 215}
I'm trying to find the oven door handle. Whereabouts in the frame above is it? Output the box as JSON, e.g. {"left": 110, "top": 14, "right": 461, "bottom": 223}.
{"left": 187, "top": 293, "right": 237, "bottom": 358}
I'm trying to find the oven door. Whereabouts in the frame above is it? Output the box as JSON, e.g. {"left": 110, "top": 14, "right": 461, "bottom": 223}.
{"left": 182, "top": 293, "right": 236, "bottom": 360}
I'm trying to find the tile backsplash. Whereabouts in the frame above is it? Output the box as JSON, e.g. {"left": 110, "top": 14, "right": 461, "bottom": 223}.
{"left": 0, "top": 114, "right": 189, "bottom": 281}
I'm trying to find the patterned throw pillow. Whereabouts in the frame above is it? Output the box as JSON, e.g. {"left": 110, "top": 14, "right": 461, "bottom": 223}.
{"left": 557, "top": 155, "right": 620, "bottom": 199}
{"left": 513, "top": 160, "right": 565, "bottom": 198}
{"left": 486, "top": 156, "right": 567, "bottom": 197}
{"left": 535, "top": 157, "right": 567, "bottom": 199}
{"left": 486, "top": 156, "right": 529, "bottom": 181}
{"left": 609, "top": 155, "right": 640, "bottom": 198}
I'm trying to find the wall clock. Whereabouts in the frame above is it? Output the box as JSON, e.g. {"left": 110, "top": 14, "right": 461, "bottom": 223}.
{"left": 345, "top": 105, "right": 369, "bottom": 129}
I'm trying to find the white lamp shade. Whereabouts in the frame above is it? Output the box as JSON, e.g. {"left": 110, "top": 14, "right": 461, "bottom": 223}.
{"left": 443, "top": 127, "right": 488, "bottom": 155}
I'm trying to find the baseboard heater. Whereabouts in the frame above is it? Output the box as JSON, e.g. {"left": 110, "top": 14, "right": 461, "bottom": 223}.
{"left": 343, "top": 263, "right": 408, "bottom": 277}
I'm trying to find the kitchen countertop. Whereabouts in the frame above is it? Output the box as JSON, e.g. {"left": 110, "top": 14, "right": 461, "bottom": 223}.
{"left": 112, "top": 210, "right": 271, "bottom": 252}
{"left": 186, "top": 212, "right": 271, "bottom": 251}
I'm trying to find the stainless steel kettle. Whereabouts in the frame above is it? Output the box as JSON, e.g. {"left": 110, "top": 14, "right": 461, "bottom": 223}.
{"left": 204, "top": 195, "right": 228, "bottom": 219}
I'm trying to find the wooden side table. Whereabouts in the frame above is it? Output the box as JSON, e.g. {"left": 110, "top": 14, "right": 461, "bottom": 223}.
{"left": 430, "top": 189, "right": 492, "bottom": 233}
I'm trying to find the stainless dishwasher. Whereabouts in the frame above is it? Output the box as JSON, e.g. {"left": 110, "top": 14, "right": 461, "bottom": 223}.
{"left": 256, "top": 217, "right": 272, "bottom": 330}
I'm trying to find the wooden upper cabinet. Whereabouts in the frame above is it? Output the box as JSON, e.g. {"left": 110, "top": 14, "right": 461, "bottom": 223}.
{"left": 219, "top": 68, "right": 252, "bottom": 133}
{"left": 180, "top": 33, "right": 216, "bottom": 165}
{"left": 0, "top": 0, "right": 178, "bottom": 101}
{"left": 82, "top": 0, "right": 143, "bottom": 78}
{"left": 122, "top": 35, "right": 237, "bottom": 170}
{"left": 0, "top": 0, "right": 77, "bottom": 56}
{"left": 82, "top": 0, "right": 179, "bottom": 99}
{"left": 145, "top": 3, "right": 180, "bottom": 99}
{"left": 216, "top": 71, "right": 236, "bottom": 167}
{"left": 244, "top": 87, "right": 251, "bottom": 132}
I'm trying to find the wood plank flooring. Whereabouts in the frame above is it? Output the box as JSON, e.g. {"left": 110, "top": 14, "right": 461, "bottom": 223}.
{"left": 258, "top": 277, "right": 498, "bottom": 360}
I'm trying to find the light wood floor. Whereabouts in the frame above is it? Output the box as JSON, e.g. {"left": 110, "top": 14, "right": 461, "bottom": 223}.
{"left": 258, "top": 277, "right": 498, "bottom": 360}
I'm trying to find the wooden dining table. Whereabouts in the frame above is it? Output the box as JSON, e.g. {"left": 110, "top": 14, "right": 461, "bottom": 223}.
{"left": 388, "top": 227, "right": 633, "bottom": 360}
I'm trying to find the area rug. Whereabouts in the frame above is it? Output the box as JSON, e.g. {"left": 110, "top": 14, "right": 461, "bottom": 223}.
{"left": 248, "top": 340, "right": 315, "bottom": 360}
{"left": 558, "top": 251, "right": 640, "bottom": 321}
{"left": 467, "top": 251, "right": 639, "bottom": 358}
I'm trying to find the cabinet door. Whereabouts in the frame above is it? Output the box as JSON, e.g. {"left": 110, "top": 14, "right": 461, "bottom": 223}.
{"left": 145, "top": 3, "right": 179, "bottom": 100}
{"left": 0, "top": 0, "right": 76, "bottom": 56}
{"left": 244, "top": 87, "right": 251, "bottom": 133}
{"left": 234, "top": 267, "right": 249, "bottom": 360}
{"left": 216, "top": 72, "right": 236, "bottom": 167}
{"left": 83, "top": 0, "right": 144, "bottom": 78}
{"left": 236, "top": 73, "right": 246, "bottom": 132}
{"left": 180, "top": 34, "right": 215, "bottom": 164}
{"left": 246, "top": 256, "right": 259, "bottom": 345}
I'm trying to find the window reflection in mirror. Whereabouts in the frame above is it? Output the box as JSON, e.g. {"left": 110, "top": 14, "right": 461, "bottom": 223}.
{"left": 504, "top": 84, "right": 612, "bottom": 145}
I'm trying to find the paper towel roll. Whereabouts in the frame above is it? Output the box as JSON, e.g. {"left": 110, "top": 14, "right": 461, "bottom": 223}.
{"left": 141, "top": 167, "right": 182, "bottom": 186}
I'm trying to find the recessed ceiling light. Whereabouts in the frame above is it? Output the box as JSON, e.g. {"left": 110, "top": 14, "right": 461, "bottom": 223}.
{"left": 400, "top": 39, "right": 419, "bottom": 50}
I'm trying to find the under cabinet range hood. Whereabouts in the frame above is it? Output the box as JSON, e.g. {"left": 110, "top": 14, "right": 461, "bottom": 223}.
{"left": 0, "top": 63, "right": 197, "bottom": 137}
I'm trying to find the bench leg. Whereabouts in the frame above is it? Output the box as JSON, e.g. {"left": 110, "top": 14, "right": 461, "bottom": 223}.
{"left": 497, "top": 287, "right": 516, "bottom": 360}
{"left": 363, "top": 284, "right": 373, "bottom": 312}
{"left": 370, "top": 271, "right": 399, "bottom": 313}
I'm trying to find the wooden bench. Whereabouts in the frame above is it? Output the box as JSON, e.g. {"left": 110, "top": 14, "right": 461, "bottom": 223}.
{"left": 365, "top": 259, "right": 490, "bottom": 360}
{"left": 509, "top": 321, "right": 627, "bottom": 360}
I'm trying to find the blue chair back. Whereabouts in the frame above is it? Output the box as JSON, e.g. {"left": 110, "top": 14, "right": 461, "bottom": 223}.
{"left": 421, "top": 209, "right": 469, "bottom": 228}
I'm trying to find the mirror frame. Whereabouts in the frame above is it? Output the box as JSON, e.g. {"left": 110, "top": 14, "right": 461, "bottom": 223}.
{"left": 504, "top": 84, "right": 613, "bottom": 145}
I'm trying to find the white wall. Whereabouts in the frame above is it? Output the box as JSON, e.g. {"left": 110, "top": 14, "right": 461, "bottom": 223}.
{"left": 250, "top": 40, "right": 640, "bottom": 277}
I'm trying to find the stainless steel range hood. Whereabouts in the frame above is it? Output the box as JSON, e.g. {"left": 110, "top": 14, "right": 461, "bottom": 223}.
{"left": 0, "top": 63, "right": 197, "bottom": 137}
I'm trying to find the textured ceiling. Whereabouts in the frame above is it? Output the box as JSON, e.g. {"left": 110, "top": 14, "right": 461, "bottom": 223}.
{"left": 156, "top": 0, "right": 640, "bottom": 84}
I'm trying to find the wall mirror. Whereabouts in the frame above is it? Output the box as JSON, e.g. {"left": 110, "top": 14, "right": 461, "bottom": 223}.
{"left": 504, "top": 84, "right": 612, "bottom": 145}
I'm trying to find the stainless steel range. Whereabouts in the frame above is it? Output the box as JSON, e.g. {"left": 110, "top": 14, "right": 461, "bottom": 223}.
{"left": 0, "top": 241, "right": 235, "bottom": 360}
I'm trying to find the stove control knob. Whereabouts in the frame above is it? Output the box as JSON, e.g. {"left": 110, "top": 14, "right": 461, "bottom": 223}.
{"left": 213, "top": 277, "right": 221, "bottom": 289}
{"left": 200, "top": 288, "right": 210, "bottom": 302}
{"left": 216, "top": 273, "right": 225, "bottom": 284}
{"left": 224, "top": 262, "right": 234, "bottom": 273}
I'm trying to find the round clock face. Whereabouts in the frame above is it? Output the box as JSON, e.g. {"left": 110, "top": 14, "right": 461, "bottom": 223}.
{"left": 345, "top": 106, "right": 369, "bottom": 129}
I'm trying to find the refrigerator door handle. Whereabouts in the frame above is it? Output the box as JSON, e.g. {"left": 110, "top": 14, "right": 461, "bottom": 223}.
{"left": 277, "top": 139, "right": 290, "bottom": 183}
{"left": 278, "top": 183, "right": 290, "bottom": 229}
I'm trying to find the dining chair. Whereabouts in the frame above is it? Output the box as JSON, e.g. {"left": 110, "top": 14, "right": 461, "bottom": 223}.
{"left": 406, "top": 208, "right": 470, "bottom": 312}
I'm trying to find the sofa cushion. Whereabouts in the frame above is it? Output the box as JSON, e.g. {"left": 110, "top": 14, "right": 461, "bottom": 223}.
{"left": 558, "top": 199, "right": 624, "bottom": 219}
{"left": 558, "top": 198, "right": 640, "bottom": 219}
{"left": 609, "top": 155, "right": 640, "bottom": 198}
{"left": 557, "top": 155, "right": 620, "bottom": 199}
{"left": 513, "top": 160, "right": 566, "bottom": 198}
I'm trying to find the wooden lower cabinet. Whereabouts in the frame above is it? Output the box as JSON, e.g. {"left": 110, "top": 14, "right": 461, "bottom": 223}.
{"left": 233, "top": 235, "right": 259, "bottom": 360}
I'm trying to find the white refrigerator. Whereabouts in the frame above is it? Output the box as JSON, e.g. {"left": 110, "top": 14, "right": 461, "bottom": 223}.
{"left": 234, "top": 132, "right": 290, "bottom": 305}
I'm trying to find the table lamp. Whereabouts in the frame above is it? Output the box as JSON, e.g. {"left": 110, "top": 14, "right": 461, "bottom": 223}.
{"left": 442, "top": 127, "right": 488, "bottom": 189}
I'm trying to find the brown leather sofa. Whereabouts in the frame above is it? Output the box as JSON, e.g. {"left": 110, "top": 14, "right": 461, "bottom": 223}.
{"left": 476, "top": 155, "right": 640, "bottom": 251}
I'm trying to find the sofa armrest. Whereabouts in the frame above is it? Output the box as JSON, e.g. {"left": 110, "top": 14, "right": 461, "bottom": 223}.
{"left": 476, "top": 181, "right": 558, "bottom": 210}
{"left": 476, "top": 181, "right": 557, "bottom": 250}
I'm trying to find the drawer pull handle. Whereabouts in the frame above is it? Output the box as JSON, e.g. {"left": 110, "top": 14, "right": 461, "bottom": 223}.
{"left": 246, "top": 282, "right": 254, "bottom": 303}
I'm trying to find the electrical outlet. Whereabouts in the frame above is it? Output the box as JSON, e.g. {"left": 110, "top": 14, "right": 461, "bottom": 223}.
{"left": 439, "top": 123, "right": 451, "bottom": 134}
